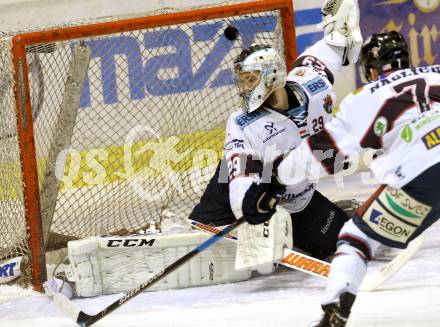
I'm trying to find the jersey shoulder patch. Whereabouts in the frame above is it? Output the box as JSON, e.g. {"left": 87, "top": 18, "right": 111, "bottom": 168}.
{"left": 302, "top": 76, "right": 328, "bottom": 95}
{"left": 234, "top": 109, "right": 270, "bottom": 130}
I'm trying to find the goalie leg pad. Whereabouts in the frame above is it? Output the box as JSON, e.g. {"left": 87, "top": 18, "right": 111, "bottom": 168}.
{"left": 66, "top": 233, "right": 251, "bottom": 297}
{"left": 43, "top": 276, "right": 74, "bottom": 299}
{"left": 235, "top": 207, "right": 293, "bottom": 271}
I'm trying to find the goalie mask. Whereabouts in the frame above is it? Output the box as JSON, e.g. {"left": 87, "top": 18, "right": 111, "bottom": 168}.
{"left": 360, "top": 31, "right": 410, "bottom": 82}
{"left": 234, "top": 45, "right": 286, "bottom": 113}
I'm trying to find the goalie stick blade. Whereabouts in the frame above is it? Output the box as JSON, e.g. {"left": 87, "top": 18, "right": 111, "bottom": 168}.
{"left": 53, "top": 293, "right": 93, "bottom": 325}
{"left": 359, "top": 235, "right": 425, "bottom": 292}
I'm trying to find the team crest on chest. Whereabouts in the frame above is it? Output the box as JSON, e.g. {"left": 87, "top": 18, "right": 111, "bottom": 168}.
{"left": 323, "top": 94, "right": 333, "bottom": 114}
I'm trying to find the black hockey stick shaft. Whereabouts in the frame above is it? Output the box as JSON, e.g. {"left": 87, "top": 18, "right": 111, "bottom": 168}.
{"left": 75, "top": 217, "right": 246, "bottom": 326}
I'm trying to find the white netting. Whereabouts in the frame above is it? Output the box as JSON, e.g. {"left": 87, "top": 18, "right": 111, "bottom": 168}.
{"left": 0, "top": 37, "right": 29, "bottom": 280}
{"left": 0, "top": 0, "right": 292, "bottom": 287}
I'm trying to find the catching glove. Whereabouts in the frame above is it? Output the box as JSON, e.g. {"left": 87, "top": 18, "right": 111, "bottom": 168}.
{"left": 318, "top": 0, "right": 363, "bottom": 64}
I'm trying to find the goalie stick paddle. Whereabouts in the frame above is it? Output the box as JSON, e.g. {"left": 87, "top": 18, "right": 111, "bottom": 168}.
{"left": 190, "top": 219, "right": 424, "bottom": 289}
{"left": 189, "top": 219, "right": 331, "bottom": 279}
{"left": 53, "top": 217, "right": 246, "bottom": 327}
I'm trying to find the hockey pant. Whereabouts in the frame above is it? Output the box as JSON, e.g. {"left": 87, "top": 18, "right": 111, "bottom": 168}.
{"left": 348, "top": 161, "right": 440, "bottom": 253}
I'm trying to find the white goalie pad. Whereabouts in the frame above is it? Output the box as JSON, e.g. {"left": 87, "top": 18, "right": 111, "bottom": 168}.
{"left": 235, "top": 208, "right": 293, "bottom": 271}
{"left": 66, "top": 232, "right": 251, "bottom": 297}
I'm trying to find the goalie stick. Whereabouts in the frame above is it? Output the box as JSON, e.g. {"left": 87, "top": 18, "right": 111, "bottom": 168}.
{"left": 190, "top": 220, "right": 331, "bottom": 279}
{"left": 190, "top": 220, "right": 424, "bottom": 290}
{"left": 53, "top": 217, "right": 246, "bottom": 326}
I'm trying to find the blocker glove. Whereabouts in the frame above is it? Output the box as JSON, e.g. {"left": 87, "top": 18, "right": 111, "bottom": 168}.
{"left": 242, "top": 175, "right": 286, "bottom": 225}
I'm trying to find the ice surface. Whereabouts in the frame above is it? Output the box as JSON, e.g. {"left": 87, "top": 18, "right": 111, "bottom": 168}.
{"left": 1, "top": 173, "right": 439, "bottom": 327}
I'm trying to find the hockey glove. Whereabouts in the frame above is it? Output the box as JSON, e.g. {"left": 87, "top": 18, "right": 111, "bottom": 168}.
{"left": 242, "top": 175, "right": 286, "bottom": 225}
{"left": 318, "top": 0, "right": 363, "bottom": 64}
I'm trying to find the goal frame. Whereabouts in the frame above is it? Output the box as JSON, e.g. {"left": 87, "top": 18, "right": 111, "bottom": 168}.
{"left": 10, "top": 0, "right": 296, "bottom": 291}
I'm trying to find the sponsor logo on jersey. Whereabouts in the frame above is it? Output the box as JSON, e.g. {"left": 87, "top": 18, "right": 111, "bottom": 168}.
{"left": 421, "top": 126, "right": 440, "bottom": 149}
{"left": 374, "top": 116, "right": 388, "bottom": 136}
{"left": 0, "top": 256, "right": 22, "bottom": 284}
{"left": 383, "top": 186, "right": 432, "bottom": 220}
{"left": 303, "top": 76, "right": 328, "bottom": 95}
{"left": 286, "top": 105, "right": 307, "bottom": 128}
{"left": 363, "top": 186, "right": 432, "bottom": 243}
{"left": 401, "top": 125, "right": 413, "bottom": 142}
{"left": 106, "top": 238, "right": 156, "bottom": 247}
{"left": 281, "top": 183, "right": 314, "bottom": 202}
{"left": 264, "top": 122, "right": 277, "bottom": 134}
{"left": 368, "top": 208, "right": 413, "bottom": 239}
{"left": 320, "top": 210, "right": 335, "bottom": 235}
{"left": 224, "top": 138, "right": 244, "bottom": 151}
{"left": 322, "top": 94, "right": 333, "bottom": 114}
{"left": 262, "top": 122, "right": 286, "bottom": 143}
{"left": 235, "top": 109, "right": 270, "bottom": 130}
{"left": 413, "top": 111, "right": 440, "bottom": 130}
{"left": 369, "top": 208, "right": 382, "bottom": 224}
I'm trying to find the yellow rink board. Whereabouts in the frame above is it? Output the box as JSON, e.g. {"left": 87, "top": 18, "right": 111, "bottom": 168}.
{"left": 0, "top": 128, "right": 225, "bottom": 199}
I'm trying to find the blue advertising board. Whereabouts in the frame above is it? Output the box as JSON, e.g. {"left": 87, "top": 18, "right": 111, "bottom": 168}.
{"left": 75, "top": 5, "right": 325, "bottom": 109}
{"left": 293, "top": 1, "right": 439, "bottom": 86}
{"left": 75, "top": 1, "right": 439, "bottom": 108}
{"left": 78, "top": 16, "right": 277, "bottom": 108}
{"left": 356, "top": 0, "right": 439, "bottom": 85}
{"left": 294, "top": 7, "right": 322, "bottom": 54}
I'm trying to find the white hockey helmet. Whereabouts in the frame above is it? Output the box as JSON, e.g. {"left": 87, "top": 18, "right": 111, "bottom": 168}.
{"left": 234, "top": 45, "right": 286, "bottom": 113}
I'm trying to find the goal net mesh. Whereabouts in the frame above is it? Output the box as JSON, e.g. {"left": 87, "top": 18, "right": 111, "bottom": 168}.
{"left": 0, "top": 0, "right": 292, "bottom": 287}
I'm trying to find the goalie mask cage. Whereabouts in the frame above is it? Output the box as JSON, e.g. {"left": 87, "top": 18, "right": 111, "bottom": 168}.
{"left": 0, "top": 0, "right": 295, "bottom": 291}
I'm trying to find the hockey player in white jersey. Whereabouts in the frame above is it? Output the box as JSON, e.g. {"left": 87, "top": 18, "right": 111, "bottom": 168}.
{"left": 244, "top": 31, "right": 440, "bottom": 326}
{"left": 44, "top": 0, "right": 364, "bottom": 299}
{"left": 190, "top": 0, "right": 363, "bottom": 263}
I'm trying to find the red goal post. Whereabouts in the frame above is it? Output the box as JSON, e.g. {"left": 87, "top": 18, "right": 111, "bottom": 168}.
{"left": 1, "top": 0, "right": 296, "bottom": 291}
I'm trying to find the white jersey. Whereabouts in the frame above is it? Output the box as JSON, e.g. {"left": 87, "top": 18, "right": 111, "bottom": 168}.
{"left": 278, "top": 65, "right": 440, "bottom": 188}
{"left": 226, "top": 40, "right": 343, "bottom": 218}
